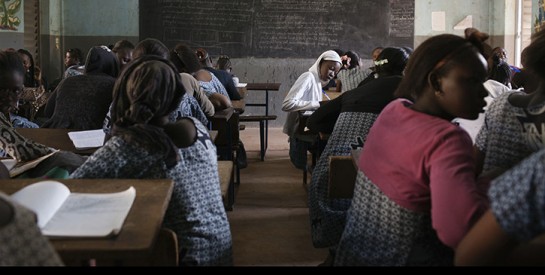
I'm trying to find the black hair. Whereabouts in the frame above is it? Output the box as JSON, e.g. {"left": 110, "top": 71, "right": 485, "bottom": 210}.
{"left": 523, "top": 28, "right": 545, "bottom": 78}
{"left": 66, "top": 48, "right": 84, "bottom": 63}
{"left": 133, "top": 38, "right": 170, "bottom": 60}
{"left": 111, "top": 55, "right": 184, "bottom": 168}
{"left": 170, "top": 43, "right": 202, "bottom": 74}
{"left": 374, "top": 47, "right": 410, "bottom": 77}
{"left": 216, "top": 55, "right": 232, "bottom": 72}
{"left": 395, "top": 33, "right": 486, "bottom": 100}
{"left": 112, "top": 40, "right": 135, "bottom": 53}
{"left": 0, "top": 51, "right": 25, "bottom": 115}
{"left": 16, "top": 49, "right": 37, "bottom": 87}
{"left": 343, "top": 50, "right": 361, "bottom": 69}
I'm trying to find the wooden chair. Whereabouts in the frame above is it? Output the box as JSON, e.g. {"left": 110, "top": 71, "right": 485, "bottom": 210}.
{"left": 328, "top": 156, "right": 357, "bottom": 199}
{"left": 218, "top": 160, "right": 235, "bottom": 211}
{"left": 148, "top": 228, "right": 179, "bottom": 266}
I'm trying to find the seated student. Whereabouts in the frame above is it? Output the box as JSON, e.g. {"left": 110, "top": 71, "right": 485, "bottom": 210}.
{"left": 456, "top": 148, "right": 545, "bottom": 266}
{"left": 50, "top": 48, "right": 85, "bottom": 94}
{"left": 307, "top": 47, "right": 410, "bottom": 263}
{"left": 335, "top": 50, "right": 370, "bottom": 93}
{"left": 475, "top": 28, "right": 545, "bottom": 178}
{"left": 282, "top": 50, "right": 342, "bottom": 170}
{"left": 16, "top": 49, "right": 49, "bottom": 121}
{"left": 43, "top": 46, "right": 119, "bottom": 130}
{"left": 0, "top": 192, "right": 63, "bottom": 266}
{"left": 171, "top": 44, "right": 231, "bottom": 111}
{"left": 196, "top": 49, "right": 242, "bottom": 100}
{"left": 104, "top": 38, "right": 208, "bottom": 130}
{"left": 71, "top": 56, "right": 232, "bottom": 266}
{"left": 0, "top": 50, "right": 85, "bottom": 177}
{"left": 335, "top": 33, "right": 490, "bottom": 266}
{"left": 111, "top": 40, "right": 135, "bottom": 71}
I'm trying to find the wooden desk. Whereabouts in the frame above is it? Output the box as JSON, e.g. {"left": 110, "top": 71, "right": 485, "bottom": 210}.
{"left": 0, "top": 179, "right": 174, "bottom": 266}
{"left": 324, "top": 90, "right": 342, "bottom": 101}
{"left": 16, "top": 128, "right": 98, "bottom": 155}
{"left": 244, "top": 83, "right": 281, "bottom": 159}
{"left": 210, "top": 107, "right": 238, "bottom": 162}
{"left": 209, "top": 130, "right": 218, "bottom": 143}
{"left": 231, "top": 100, "right": 246, "bottom": 114}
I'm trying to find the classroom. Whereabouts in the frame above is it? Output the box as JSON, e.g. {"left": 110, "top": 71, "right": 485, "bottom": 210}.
{"left": 0, "top": 0, "right": 544, "bottom": 267}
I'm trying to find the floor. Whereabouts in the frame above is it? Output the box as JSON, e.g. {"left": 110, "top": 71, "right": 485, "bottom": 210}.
{"left": 228, "top": 128, "right": 328, "bottom": 266}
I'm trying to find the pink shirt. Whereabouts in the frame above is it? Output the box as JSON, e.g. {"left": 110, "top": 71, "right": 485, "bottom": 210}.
{"left": 359, "top": 99, "right": 489, "bottom": 249}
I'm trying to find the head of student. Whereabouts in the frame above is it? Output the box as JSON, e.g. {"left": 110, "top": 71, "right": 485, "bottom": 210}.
{"left": 170, "top": 43, "right": 202, "bottom": 74}
{"left": 522, "top": 28, "right": 545, "bottom": 80}
{"left": 373, "top": 47, "right": 411, "bottom": 78}
{"left": 371, "top": 47, "right": 384, "bottom": 62}
{"left": 111, "top": 55, "right": 184, "bottom": 168}
{"left": 65, "top": 48, "right": 83, "bottom": 68}
{"left": 133, "top": 38, "right": 170, "bottom": 60}
{"left": 395, "top": 33, "right": 489, "bottom": 121}
{"left": 343, "top": 50, "right": 361, "bottom": 70}
{"left": 112, "top": 40, "right": 135, "bottom": 70}
{"left": 84, "top": 46, "right": 120, "bottom": 78}
{"left": 0, "top": 51, "right": 25, "bottom": 116}
{"left": 312, "top": 50, "right": 342, "bottom": 86}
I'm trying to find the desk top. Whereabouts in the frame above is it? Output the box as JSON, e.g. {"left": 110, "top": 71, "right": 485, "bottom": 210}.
{"left": 211, "top": 107, "right": 235, "bottom": 123}
{"left": 351, "top": 149, "right": 361, "bottom": 170}
{"left": 16, "top": 128, "right": 97, "bottom": 155}
{"left": 209, "top": 130, "right": 218, "bottom": 143}
{"left": 246, "top": 83, "right": 281, "bottom": 91}
{"left": 0, "top": 179, "right": 174, "bottom": 260}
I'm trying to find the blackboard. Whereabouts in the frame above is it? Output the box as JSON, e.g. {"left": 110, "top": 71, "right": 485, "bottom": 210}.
{"left": 139, "top": 0, "right": 414, "bottom": 58}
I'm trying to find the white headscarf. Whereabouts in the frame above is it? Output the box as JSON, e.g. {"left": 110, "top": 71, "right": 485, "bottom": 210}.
{"left": 309, "top": 50, "right": 342, "bottom": 86}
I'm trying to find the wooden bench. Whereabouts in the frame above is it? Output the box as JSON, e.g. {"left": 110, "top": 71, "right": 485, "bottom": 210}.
{"left": 218, "top": 161, "right": 235, "bottom": 211}
{"left": 239, "top": 115, "right": 277, "bottom": 161}
{"left": 328, "top": 156, "right": 357, "bottom": 199}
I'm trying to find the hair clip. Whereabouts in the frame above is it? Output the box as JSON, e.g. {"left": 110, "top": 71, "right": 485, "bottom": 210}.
{"left": 374, "top": 59, "right": 389, "bottom": 66}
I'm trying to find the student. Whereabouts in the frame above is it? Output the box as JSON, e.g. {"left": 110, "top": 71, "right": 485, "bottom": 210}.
{"left": 112, "top": 40, "right": 135, "bottom": 71}
{"left": 335, "top": 33, "right": 490, "bottom": 266}
{"left": 307, "top": 47, "right": 410, "bottom": 263}
{"left": 16, "top": 49, "right": 48, "bottom": 120}
{"left": 171, "top": 44, "right": 232, "bottom": 110}
{"left": 282, "top": 50, "right": 342, "bottom": 170}
{"left": 50, "top": 48, "right": 85, "bottom": 94}
{"left": 0, "top": 50, "right": 85, "bottom": 177}
{"left": 43, "top": 46, "right": 119, "bottom": 130}
{"left": 133, "top": 38, "right": 209, "bottom": 126}
{"left": 475, "top": 28, "right": 545, "bottom": 177}
{"left": 456, "top": 148, "right": 545, "bottom": 266}
{"left": 335, "top": 50, "right": 370, "bottom": 93}
{"left": 196, "top": 49, "right": 242, "bottom": 100}
{"left": 0, "top": 193, "right": 63, "bottom": 266}
{"left": 71, "top": 56, "right": 232, "bottom": 266}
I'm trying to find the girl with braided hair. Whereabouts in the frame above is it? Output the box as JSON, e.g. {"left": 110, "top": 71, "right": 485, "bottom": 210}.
{"left": 71, "top": 55, "right": 232, "bottom": 266}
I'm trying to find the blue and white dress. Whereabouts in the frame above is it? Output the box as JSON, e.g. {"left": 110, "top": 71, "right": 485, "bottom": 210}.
{"left": 309, "top": 112, "right": 378, "bottom": 248}
{"left": 72, "top": 117, "right": 232, "bottom": 266}
{"left": 489, "top": 148, "right": 545, "bottom": 241}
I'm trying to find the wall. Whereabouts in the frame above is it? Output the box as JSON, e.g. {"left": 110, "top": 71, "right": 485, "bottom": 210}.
{"left": 0, "top": 0, "right": 25, "bottom": 50}
{"left": 40, "top": 0, "right": 139, "bottom": 82}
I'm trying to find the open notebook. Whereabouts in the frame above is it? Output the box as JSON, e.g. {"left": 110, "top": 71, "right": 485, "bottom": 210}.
{"left": 11, "top": 181, "right": 135, "bottom": 238}
{"left": 1, "top": 151, "right": 57, "bottom": 178}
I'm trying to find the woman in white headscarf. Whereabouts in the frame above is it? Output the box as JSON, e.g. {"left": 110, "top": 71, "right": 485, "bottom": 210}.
{"left": 282, "top": 50, "right": 342, "bottom": 170}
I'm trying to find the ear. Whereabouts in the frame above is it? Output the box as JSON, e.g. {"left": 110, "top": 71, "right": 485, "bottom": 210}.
{"left": 428, "top": 73, "right": 442, "bottom": 92}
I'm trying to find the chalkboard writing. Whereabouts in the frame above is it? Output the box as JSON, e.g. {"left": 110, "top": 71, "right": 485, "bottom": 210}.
{"left": 140, "top": 0, "right": 414, "bottom": 58}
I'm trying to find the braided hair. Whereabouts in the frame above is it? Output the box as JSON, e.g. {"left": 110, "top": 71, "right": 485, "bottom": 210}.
{"left": 111, "top": 55, "right": 185, "bottom": 168}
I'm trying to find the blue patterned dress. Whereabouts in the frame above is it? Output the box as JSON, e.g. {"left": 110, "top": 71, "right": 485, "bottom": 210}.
{"left": 0, "top": 194, "right": 63, "bottom": 266}
{"left": 309, "top": 112, "right": 378, "bottom": 248}
{"left": 199, "top": 73, "right": 231, "bottom": 100}
{"left": 71, "top": 117, "right": 232, "bottom": 266}
{"left": 489, "top": 148, "right": 545, "bottom": 241}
